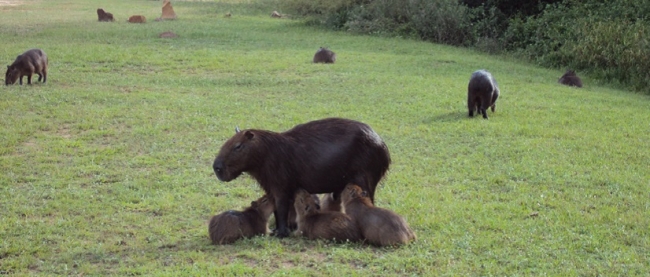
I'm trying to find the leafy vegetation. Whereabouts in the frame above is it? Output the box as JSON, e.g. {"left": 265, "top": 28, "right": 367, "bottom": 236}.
{"left": 1, "top": 0, "right": 649, "bottom": 275}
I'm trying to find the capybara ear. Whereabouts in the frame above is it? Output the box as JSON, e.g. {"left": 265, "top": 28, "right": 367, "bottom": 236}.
{"left": 244, "top": 130, "right": 254, "bottom": 140}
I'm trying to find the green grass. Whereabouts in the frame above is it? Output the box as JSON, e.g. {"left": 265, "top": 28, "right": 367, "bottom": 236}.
{"left": 1, "top": 0, "right": 649, "bottom": 275}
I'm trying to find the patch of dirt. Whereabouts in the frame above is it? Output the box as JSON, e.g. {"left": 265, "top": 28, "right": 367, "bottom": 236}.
{"left": 0, "top": 1, "right": 21, "bottom": 6}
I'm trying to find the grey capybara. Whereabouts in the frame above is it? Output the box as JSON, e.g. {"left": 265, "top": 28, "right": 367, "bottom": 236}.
{"left": 313, "top": 47, "right": 336, "bottom": 64}
{"left": 5, "top": 49, "right": 48, "bottom": 86}
{"left": 467, "top": 69, "right": 500, "bottom": 119}
{"left": 208, "top": 195, "right": 275, "bottom": 244}
{"left": 558, "top": 70, "right": 583, "bottom": 88}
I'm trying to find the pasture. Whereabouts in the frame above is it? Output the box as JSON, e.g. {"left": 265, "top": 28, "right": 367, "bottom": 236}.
{"left": 1, "top": 0, "right": 649, "bottom": 275}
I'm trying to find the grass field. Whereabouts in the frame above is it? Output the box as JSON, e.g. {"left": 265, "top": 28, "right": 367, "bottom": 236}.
{"left": 1, "top": 0, "right": 649, "bottom": 275}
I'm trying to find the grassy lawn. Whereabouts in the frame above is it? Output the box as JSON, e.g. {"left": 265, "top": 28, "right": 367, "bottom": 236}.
{"left": 1, "top": 0, "right": 649, "bottom": 275}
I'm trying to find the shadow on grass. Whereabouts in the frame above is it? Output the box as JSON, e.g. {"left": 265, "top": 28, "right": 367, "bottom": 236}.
{"left": 422, "top": 111, "right": 466, "bottom": 123}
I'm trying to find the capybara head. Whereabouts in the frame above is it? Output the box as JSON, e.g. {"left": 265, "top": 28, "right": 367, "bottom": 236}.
{"left": 5, "top": 66, "right": 20, "bottom": 85}
{"left": 213, "top": 129, "right": 260, "bottom": 182}
{"left": 341, "top": 184, "right": 370, "bottom": 206}
{"left": 294, "top": 189, "right": 320, "bottom": 217}
{"left": 251, "top": 194, "right": 275, "bottom": 218}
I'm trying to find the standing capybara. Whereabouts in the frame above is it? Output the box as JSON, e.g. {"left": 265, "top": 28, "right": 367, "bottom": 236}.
{"left": 313, "top": 47, "right": 336, "bottom": 64}
{"left": 468, "top": 69, "right": 500, "bottom": 119}
{"left": 97, "top": 8, "right": 115, "bottom": 22}
{"left": 294, "top": 189, "right": 361, "bottom": 242}
{"left": 5, "top": 49, "right": 48, "bottom": 86}
{"left": 128, "top": 15, "right": 146, "bottom": 23}
{"left": 208, "top": 195, "right": 275, "bottom": 245}
{"left": 320, "top": 193, "right": 342, "bottom": 212}
{"left": 213, "top": 117, "right": 391, "bottom": 238}
{"left": 558, "top": 69, "right": 583, "bottom": 88}
{"left": 341, "top": 184, "right": 416, "bottom": 247}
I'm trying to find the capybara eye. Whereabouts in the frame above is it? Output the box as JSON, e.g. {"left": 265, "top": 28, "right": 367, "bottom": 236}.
{"left": 233, "top": 143, "right": 243, "bottom": 151}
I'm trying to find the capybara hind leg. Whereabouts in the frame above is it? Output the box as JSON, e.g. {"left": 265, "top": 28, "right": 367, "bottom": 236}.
{"left": 490, "top": 93, "right": 498, "bottom": 112}
{"left": 37, "top": 73, "right": 43, "bottom": 82}
{"left": 27, "top": 75, "right": 32, "bottom": 85}
{"left": 43, "top": 69, "right": 47, "bottom": 83}
{"left": 468, "top": 98, "right": 476, "bottom": 117}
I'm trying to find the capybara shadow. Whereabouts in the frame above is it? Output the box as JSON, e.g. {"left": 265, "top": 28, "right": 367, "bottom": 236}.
{"left": 294, "top": 189, "right": 361, "bottom": 242}
{"left": 468, "top": 69, "right": 500, "bottom": 119}
{"left": 212, "top": 118, "right": 391, "bottom": 238}
{"left": 5, "top": 48, "right": 48, "bottom": 86}
{"left": 558, "top": 69, "right": 583, "bottom": 88}
{"left": 313, "top": 47, "right": 336, "bottom": 64}
{"left": 208, "top": 195, "right": 275, "bottom": 245}
{"left": 341, "top": 184, "right": 416, "bottom": 247}
{"left": 97, "top": 8, "right": 115, "bottom": 22}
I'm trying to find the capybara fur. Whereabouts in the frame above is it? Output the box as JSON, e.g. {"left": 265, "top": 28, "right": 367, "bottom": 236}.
{"left": 128, "top": 15, "right": 146, "bottom": 23}
{"left": 294, "top": 189, "right": 361, "bottom": 242}
{"left": 558, "top": 69, "right": 583, "bottom": 88}
{"left": 208, "top": 195, "right": 275, "bottom": 245}
{"left": 341, "top": 184, "right": 416, "bottom": 247}
{"left": 288, "top": 193, "right": 320, "bottom": 230}
{"left": 320, "top": 193, "right": 343, "bottom": 213}
{"left": 213, "top": 117, "right": 391, "bottom": 238}
{"left": 468, "top": 69, "right": 500, "bottom": 119}
{"left": 97, "top": 8, "right": 115, "bottom": 22}
{"left": 313, "top": 47, "right": 336, "bottom": 64}
{"left": 5, "top": 48, "right": 48, "bottom": 86}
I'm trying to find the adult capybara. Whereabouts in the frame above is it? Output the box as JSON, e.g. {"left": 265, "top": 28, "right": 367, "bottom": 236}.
{"left": 208, "top": 195, "right": 275, "bottom": 245}
{"left": 320, "top": 193, "right": 342, "bottom": 212}
{"left": 341, "top": 184, "right": 416, "bottom": 247}
{"left": 558, "top": 69, "right": 583, "bottom": 88}
{"left": 213, "top": 117, "right": 391, "bottom": 238}
{"left": 97, "top": 8, "right": 115, "bottom": 22}
{"left": 128, "top": 15, "right": 146, "bottom": 23}
{"left": 294, "top": 189, "right": 361, "bottom": 242}
{"left": 468, "top": 69, "right": 500, "bottom": 119}
{"left": 288, "top": 193, "right": 320, "bottom": 230}
{"left": 313, "top": 47, "right": 336, "bottom": 64}
{"left": 5, "top": 49, "right": 48, "bottom": 86}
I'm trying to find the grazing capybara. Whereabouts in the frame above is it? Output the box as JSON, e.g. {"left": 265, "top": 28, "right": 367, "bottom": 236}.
{"left": 294, "top": 189, "right": 361, "bottom": 242}
{"left": 468, "top": 69, "right": 500, "bottom": 119}
{"left": 558, "top": 69, "right": 583, "bottom": 88}
{"left": 128, "top": 15, "right": 146, "bottom": 23}
{"left": 5, "top": 49, "right": 48, "bottom": 86}
{"left": 213, "top": 117, "right": 391, "bottom": 238}
{"left": 313, "top": 47, "right": 336, "bottom": 64}
{"left": 341, "top": 184, "right": 416, "bottom": 247}
{"left": 288, "top": 193, "right": 320, "bottom": 230}
{"left": 208, "top": 195, "right": 275, "bottom": 245}
{"left": 97, "top": 8, "right": 115, "bottom": 22}
{"left": 320, "top": 193, "right": 342, "bottom": 212}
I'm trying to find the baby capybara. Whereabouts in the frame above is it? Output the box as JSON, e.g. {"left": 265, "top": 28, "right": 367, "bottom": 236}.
{"left": 468, "top": 69, "right": 500, "bottom": 119}
{"left": 97, "top": 8, "right": 115, "bottom": 22}
{"left": 558, "top": 69, "right": 583, "bottom": 88}
{"left": 341, "top": 184, "right": 416, "bottom": 247}
{"left": 128, "top": 15, "right": 146, "bottom": 23}
{"left": 208, "top": 195, "right": 275, "bottom": 245}
{"left": 294, "top": 189, "right": 361, "bottom": 242}
{"left": 320, "top": 193, "right": 342, "bottom": 213}
{"left": 5, "top": 49, "right": 48, "bottom": 86}
{"left": 313, "top": 47, "right": 336, "bottom": 64}
{"left": 288, "top": 193, "right": 320, "bottom": 230}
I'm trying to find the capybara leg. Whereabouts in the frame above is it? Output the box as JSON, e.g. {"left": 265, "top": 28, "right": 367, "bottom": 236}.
{"left": 272, "top": 194, "right": 291, "bottom": 238}
{"left": 490, "top": 93, "right": 498, "bottom": 112}
{"left": 37, "top": 73, "right": 43, "bottom": 82}
{"left": 468, "top": 97, "right": 475, "bottom": 117}
{"left": 481, "top": 108, "right": 488, "bottom": 119}
{"left": 481, "top": 98, "right": 490, "bottom": 119}
{"left": 27, "top": 75, "right": 32, "bottom": 85}
{"left": 43, "top": 70, "right": 47, "bottom": 83}
{"left": 490, "top": 104, "right": 496, "bottom": 113}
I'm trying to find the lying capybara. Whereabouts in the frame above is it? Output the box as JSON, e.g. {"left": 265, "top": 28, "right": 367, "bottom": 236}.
{"left": 558, "top": 69, "right": 583, "bottom": 88}
{"left": 313, "top": 47, "right": 336, "bottom": 64}
{"left": 159, "top": 31, "right": 178, "bottom": 38}
{"left": 213, "top": 118, "right": 391, "bottom": 238}
{"left": 271, "top": 11, "right": 282, "bottom": 18}
{"left": 208, "top": 195, "right": 275, "bottom": 245}
{"left": 97, "top": 8, "right": 115, "bottom": 22}
{"left": 294, "top": 189, "right": 361, "bottom": 242}
{"left": 288, "top": 193, "right": 320, "bottom": 230}
{"left": 320, "top": 193, "right": 342, "bottom": 212}
{"left": 468, "top": 69, "right": 500, "bottom": 119}
{"left": 128, "top": 15, "right": 146, "bottom": 23}
{"left": 341, "top": 184, "right": 416, "bottom": 247}
{"left": 5, "top": 48, "right": 48, "bottom": 86}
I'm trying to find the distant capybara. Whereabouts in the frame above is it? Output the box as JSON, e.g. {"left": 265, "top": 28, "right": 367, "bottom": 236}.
{"left": 294, "top": 189, "right": 361, "bottom": 242}
{"left": 313, "top": 47, "right": 336, "bottom": 64}
{"left": 5, "top": 48, "right": 48, "bottom": 86}
{"left": 97, "top": 8, "right": 115, "bottom": 22}
{"left": 468, "top": 69, "right": 500, "bottom": 119}
{"left": 208, "top": 195, "right": 275, "bottom": 245}
{"left": 159, "top": 31, "right": 178, "bottom": 38}
{"left": 341, "top": 184, "right": 416, "bottom": 247}
{"left": 320, "top": 193, "right": 342, "bottom": 212}
{"left": 558, "top": 69, "right": 583, "bottom": 88}
{"left": 288, "top": 193, "right": 320, "bottom": 230}
{"left": 128, "top": 15, "right": 146, "bottom": 23}
{"left": 213, "top": 118, "right": 391, "bottom": 238}
{"left": 271, "top": 11, "right": 282, "bottom": 18}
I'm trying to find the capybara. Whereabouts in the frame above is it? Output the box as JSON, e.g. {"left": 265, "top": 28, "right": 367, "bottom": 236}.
{"left": 558, "top": 69, "right": 583, "bottom": 88}
{"left": 320, "top": 193, "right": 342, "bottom": 212}
{"left": 5, "top": 48, "right": 48, "bottom": 86}
{"left": 271, "top": 11, "right": 282, "bottom": 18}
{"left": 128, "top": 15, "right": 146, "bottom": 23}
{"left": 313, "top": 47, "right": 336, "bottom": 64}
{"left": 159, "top": 31, "right": 178, "bottom": 38}
{"left": 288, "top": 193, "right": 320, "bottom": 230}
{"left": 341, "top": 184, "right": 416, "bottom": 247}
{"left": 468, "top": 69, "right": 500, "bottom": 119}
{"left": 97, "top": 8, "right": 115, "bottom": 22}
{"left": 294, "top": 189, "right": 361, "bottom": 242}
{"left": 213, "top": 117, "right": 391, "bottom": 238}
{"left": 208, "top": 195, "right": 275, "bottom": 245}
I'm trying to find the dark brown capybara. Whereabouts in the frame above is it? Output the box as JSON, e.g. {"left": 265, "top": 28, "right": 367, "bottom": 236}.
{"left": 341, "top": 184, "right": 416, "bottom": 247}
{"left": 294, "top": 189, "right": 361, "bottom": 242}
{"left": 313, "top": 47, "right": 336, "bottom": 64}
{"left": 97, "top": 8, "right": 115, "bottom": 22}
{"left": 287, "top": 193, "right": 320, "bottom": 230}
{"left": 5, "top": 49, "right": 48, "bottom": 86}
{"left": 320, "top": 193, "right": 342, "bottom": 212}
{"left": 468, "top": 69, "right": 500, "bottom": 119}
{"left": 213, "top": 117, "right": 391, "bottom": 238}
{"left": 558, "top": 69, "right": 583, "bottom": 88}
{"left": 208, "top": 195, "right": 275, "bottom": 245}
